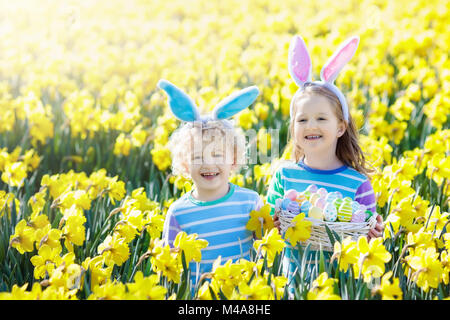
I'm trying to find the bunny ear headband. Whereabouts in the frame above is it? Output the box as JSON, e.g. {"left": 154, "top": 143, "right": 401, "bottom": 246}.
{"left": 157, "top": 79, "right": 260, "bottom": 128}
{"left": 288, "top": 35, "right": 360, "bottom": 122}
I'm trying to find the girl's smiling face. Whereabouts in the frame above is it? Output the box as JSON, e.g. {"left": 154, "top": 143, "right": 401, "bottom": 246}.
{"left": 293, "top": 94, "right": 346, "bottom": 157}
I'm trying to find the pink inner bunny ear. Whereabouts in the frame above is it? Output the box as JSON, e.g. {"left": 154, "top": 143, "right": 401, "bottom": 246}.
{"left": 320, "top": 36, "right": 359, "bottom": 84}
{"left": 288, "top": 35, "right": 312, "bottom": 86}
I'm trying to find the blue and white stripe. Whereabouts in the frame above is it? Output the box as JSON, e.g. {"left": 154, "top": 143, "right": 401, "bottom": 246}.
{"left": 162, "top": 183, "right": 262, "bottom": 285}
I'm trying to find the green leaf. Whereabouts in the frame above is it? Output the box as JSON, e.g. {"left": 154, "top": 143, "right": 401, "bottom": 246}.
{"left": 319, "top": 248, "right": 325, "bottom": 275}
{"left": 324, "top": 224, "right": 336, "bottom": 248}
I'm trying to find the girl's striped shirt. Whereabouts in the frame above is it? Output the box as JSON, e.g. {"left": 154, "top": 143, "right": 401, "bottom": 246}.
{"left": 162, "top": 183, "right": 262, "bottom": 286}
{"left": 267, "top": 160, "right": 376, "bottom": 215}
{"left": 266, "top": 160, "right": 377, "bottom": 285}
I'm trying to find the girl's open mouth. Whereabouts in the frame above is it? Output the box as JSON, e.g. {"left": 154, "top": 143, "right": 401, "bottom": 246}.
{"left": 305, "top": 135, "right": 322, "bottom": 140}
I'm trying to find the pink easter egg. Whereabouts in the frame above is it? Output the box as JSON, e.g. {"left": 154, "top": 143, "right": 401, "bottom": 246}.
{"left": 351, "top": 209, "right": 366, "bottom": 223}
{"left": 315, "top": 198, "right": 326, "bottom": 209}
{"left": 285, "top": 189, "right": 298, "bottom": 201}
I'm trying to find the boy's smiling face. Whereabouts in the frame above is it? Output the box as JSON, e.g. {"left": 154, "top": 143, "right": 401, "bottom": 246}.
{"left": 187, "top": 128, "right": 236, "bottom": 197}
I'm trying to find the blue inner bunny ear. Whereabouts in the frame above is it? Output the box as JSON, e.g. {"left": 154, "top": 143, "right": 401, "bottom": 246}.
{"left": 212, "top": 86, "right": 259, "bottom": 120}
{"left": 157, "top": 79, "right": 200, "bottom": 122}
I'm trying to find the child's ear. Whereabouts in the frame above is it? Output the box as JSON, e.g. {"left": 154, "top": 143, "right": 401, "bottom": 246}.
{"left": 181, "top": 160, "right": 190, "bottom": 174}
{"left": 337, "top": 121, "right": 347, "bottom": 137}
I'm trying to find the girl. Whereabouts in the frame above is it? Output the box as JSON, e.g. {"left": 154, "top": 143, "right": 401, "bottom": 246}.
{"left": 158, "top": 79, "right": 263, "bottom": 288}
{"left": 266, "top": 35, "right": 384, "bottom": 284}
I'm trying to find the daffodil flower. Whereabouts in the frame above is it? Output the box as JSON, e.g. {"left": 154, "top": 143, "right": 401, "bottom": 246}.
{"left": 246, "top": 204, "right": 274, "bottom": 238}
{"left": 284, "top": 212, "right": 312, "bottom": 246}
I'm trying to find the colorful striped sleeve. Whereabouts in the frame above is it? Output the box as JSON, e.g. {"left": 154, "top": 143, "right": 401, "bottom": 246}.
{"left": 266, "top": 167, "right": 284, "bottom": 216}
{"left": 355, "top": 179, "right": 377, "bottom": 213}
{"left": 162, "top": 206, "right": 182, "bottom": 247}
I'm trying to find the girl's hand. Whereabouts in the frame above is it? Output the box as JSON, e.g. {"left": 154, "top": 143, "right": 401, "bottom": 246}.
{"left": 367, "top": 214, "right": 384, "bottom": 240}
{"left": 273, "top": 213, "right": 281, "bottom": 233}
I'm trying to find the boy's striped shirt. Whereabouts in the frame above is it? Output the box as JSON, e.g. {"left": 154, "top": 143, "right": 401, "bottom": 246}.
{"left": 162, "top": 183, "right": 262, "bottom": 285}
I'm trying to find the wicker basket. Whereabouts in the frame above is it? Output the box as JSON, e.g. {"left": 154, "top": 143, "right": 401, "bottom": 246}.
{"left": 278, "top": 209, "right": 377, "bottom": 252}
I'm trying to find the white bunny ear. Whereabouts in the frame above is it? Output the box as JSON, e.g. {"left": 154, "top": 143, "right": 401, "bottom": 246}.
{"left": 320, "top": 36, "right": 359, "bottom": 84}
{"left": 288, "top": 35, "right": 312, "bottom": 87}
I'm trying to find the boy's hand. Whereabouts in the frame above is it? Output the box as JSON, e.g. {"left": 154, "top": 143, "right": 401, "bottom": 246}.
{"left": 367, "top": 214, "right": 384, "bottom": 240}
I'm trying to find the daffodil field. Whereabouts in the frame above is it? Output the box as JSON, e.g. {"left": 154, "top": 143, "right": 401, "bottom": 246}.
{"left": 0, "top": 0, "right": 449, "bottom": 300}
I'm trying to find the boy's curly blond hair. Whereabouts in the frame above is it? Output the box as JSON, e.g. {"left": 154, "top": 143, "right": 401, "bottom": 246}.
{"left": 167, "top": 120, "right": 248, "bottom": 179}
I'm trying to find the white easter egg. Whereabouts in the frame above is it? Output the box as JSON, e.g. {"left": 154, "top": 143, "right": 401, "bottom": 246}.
{"left": 323, "top": 203, "right": 337, "bottom": 222}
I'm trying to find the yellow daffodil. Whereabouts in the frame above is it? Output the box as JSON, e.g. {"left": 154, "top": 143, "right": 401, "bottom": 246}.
{"left": 253, "top": 228, "right": 285, "bottom": 266}
{"left": 151, "top": 244, "right": 182, "bottom": 283}
{"left": 9, "top": 219, "right": 36, "bottom": 254}
{"left": 150, "top": 144, "right": 172, "bottom": 172}
{"left": 404, "top": 247, "right": 443, "bottom": 292}
{"left": 246, "top": 203, "right": 274, "bottom": 238}
{"left": 333, "top": 237, "right": 359, "bottom": 273}
{"left": 353, "top": 237, "right": 392, "bottom": 282}
{"left": 374, "top": 271, "right": 403, "bottom": 300}
{"left": 231, "top": 277, "right": 273, "bottom": 300}
{"left": 126, "top": 271, "right": 167, "bottom": 300}
{"left": 1, "top": 161, "right": 27, "bottom": 187}
{"left": 30, "top": 244, "right": 62, "bottom": 279}
{"left": 98, "top": 234, "right": 130, "bottom": 267}
{"left": 284, "top": 212, "right": 312, "bottom": 246}
{"left": 173, "top": 231, "right": 208, "bottom": 263}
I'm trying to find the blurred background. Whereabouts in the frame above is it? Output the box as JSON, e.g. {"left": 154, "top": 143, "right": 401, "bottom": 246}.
{"left": 0, "top": 0, "right": 448, "bottom": 299}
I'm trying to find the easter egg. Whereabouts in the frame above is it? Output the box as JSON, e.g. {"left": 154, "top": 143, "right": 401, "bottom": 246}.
{"left": 351, "top": 209, "right": 366, "bottom": 223}
{"left": 286, "top": 201, "right": 300, "bottom": 215}
{"left": 315, "top": 197, "right": 326, "bottom": 209}
{"left": 275, "top": 198, "right": 283, "bottom": 213}
{"left": 323, "top": 203, "right": 337, "bottom": 222}
{"left": 300, "top": 200, "right": 312, "bottom": 215}
{"left": 303, "top": 190, "right": 311, "bottom": 200}
{"left": 338, "top": 201, "right": 353, "bottom": 222}
{"left": 334, "top": 191, "right": 343, "bottom": 199}
{"left": 309, "top": 193, "right": 321, "bottom": 206}
{"left": 343, "top": 197, "right": 352, "bottom": 203}
{"left": 295, "top": 193, "right": 307, "bottom": 205}
{"left": 308, "top": 206, "right": 324, "bottom": 220}
{"left": 359, "top": 204, "right": 367, "bottom": 212}
{"left": 317, "top": 187, "right": 328, "bottom": 198}
{"left": 351, "top": 200, "right": 360, "bottom": 213}
{"left": 285, "top": 189, "right": 298, "bottom": 201}
{"left": 281, "top": 198, "right": 291, "bottom": 211}
{"left": 326, "top": 192, "right": 338, "bottom": 203}
{"left": 306, "top": 184, "right": 318, "bottom": 193}
{"left": 332, "top": 198, "right": 343, "bottom": 212}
